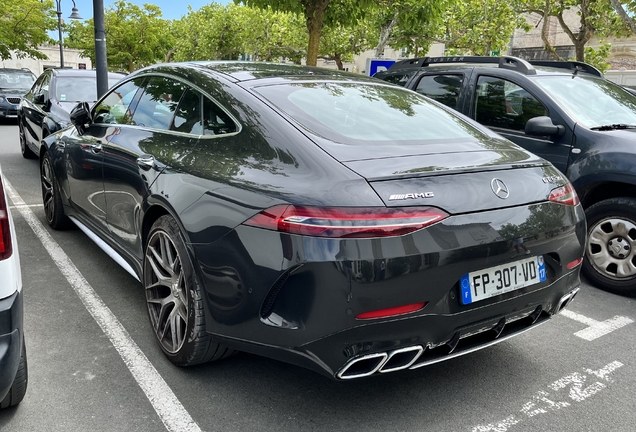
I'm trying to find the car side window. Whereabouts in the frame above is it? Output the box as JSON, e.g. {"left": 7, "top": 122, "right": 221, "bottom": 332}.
{"left": 131, "top": 77, "right": 186, "bottom": 131}
{"left": 474, "top": 76, "right": 547, "bottom": 132}
{"left": 93, "top": 78, "right": 144, "bottom": 125}
{"left": 415, "top": 74, "right": 463, "bottom": 109}
{"left": 171, "top": 89, "right": 202, "bottom": 135}
{"left": 31, "top": 73, "right": 47, "bottom": 96}
{"left": 379, "top": 71, "right": 415, "bottom": 87}
{"left": 203, "top": 97, "right": 236, "bottom": 136}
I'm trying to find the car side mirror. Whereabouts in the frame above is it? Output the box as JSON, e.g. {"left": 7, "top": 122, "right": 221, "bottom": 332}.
{"left": 33, "top": 93, "right": 45, "bottom": 104}
{"left": 70, "top": 102, "right": 92, "bottom": 134}
{"left": 525, "top": 116, "right": 565, "bottom": 138}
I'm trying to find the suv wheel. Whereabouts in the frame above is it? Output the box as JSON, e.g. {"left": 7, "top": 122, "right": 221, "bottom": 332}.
{"left": 583, "top": 197, "right": 636, "bottom": 295}
{"left": 144, "top": 215, "right": 235, "bottom": 366}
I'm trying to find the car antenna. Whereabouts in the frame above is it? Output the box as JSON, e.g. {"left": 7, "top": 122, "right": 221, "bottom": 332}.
{"left": 572, "top": 68, "right": 579, "bottom": 79}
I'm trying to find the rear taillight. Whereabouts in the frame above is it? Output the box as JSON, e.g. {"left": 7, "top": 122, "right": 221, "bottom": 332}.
{"left": 549, "top": 183, "right": 579, "bottom": 206}
{"left": 243, "top": 205, "right": 449, "bottom": 238}
{"left": 0, "top": 175, "right": 13, "bottom": 260}
{"left": 356, "top": 302, "right": 428, "bottom": 320}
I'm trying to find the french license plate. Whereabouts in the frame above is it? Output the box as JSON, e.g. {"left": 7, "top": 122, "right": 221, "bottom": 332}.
{"left": 459, "top": 256, "right": 546, "bottom": 305}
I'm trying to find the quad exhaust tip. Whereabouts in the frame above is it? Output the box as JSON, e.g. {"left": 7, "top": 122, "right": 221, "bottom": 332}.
{"left": 556, "top": 287, "right": 580, "bottom": 313}
{"left": 337, "top": 352, "right": 388, "bottom": 380}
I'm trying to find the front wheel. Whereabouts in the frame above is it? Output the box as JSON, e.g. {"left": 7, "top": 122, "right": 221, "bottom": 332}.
{"left": 144, "top": 215, "right": 235, "bottom": 366}
{"left": 41, "top": 152, "right": 71, "bottom": 230}
{"left": 19, "top": 119, "right": 36, "bottom": 159}
{"left": 583, "top": 197, "right": 636, "bottom": 295}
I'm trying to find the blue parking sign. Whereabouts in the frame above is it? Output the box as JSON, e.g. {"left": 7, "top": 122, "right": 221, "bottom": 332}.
{"left": 368, "top": 59, "right": 396, "bottom": 76}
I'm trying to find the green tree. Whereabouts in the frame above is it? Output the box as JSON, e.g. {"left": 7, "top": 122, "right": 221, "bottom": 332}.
{"left": 319, "top": 20, "right": 375, "bottom": 69}
{"left": 173, "top": 4, "right": 307, "bottom": 63}
{"left": 440, "top": 0, "right": 530, "bottom": 56}
{"left": 235, "top": 0, "right": 374, "bottom": 66}
{"left": 522, "top": 0, "right": 628, "bottom": 61}
{"left": 0, "top": 0, "right": 56, "bottom": 60}
{"left": 370, "top": 0, "right": 446, "bottom": 58}
{"left": 66, "top": 0, "right": 174, "bottom": 72}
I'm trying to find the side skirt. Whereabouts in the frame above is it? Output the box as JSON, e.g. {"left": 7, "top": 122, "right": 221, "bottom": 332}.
{"left": 68, "top": 216, "right": 140, "bottom": 282}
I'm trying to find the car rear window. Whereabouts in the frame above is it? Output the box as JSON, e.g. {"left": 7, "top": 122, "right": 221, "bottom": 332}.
{"left": 56, "top": 77, "right": 122, "bottom": 102}
{"left": 255, "top": 82, "right": 487, "bottom": 145}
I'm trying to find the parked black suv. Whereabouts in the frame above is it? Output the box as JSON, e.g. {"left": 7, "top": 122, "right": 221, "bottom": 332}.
{"left": 375, "top": 56, "right": 636, "bottom": 295}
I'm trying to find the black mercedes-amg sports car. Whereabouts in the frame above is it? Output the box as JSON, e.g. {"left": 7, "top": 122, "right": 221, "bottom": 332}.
{"left": 40, "top": 62, "right": 585, "bottom": 379}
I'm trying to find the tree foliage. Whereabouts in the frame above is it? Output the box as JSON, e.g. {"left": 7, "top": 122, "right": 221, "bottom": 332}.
{"left": 369, "top": 0, "right": 447, "bottom": 58}
{"left": 66, "top": 0, "right": 174, "bottom": 72}
{"left": 439, "top": 0, "right": 530, "bottom": 56}
{"left": 173, "top": 4, "right": 307, "bottom": 63}
{"left": 235, "top": 0, "right": 375, "bottom": 66}
{"left": 520, "top": 0, "right": 629, "bottom": 61}
{"left": 0, "top": 0, "right": 56, "bottom": 60}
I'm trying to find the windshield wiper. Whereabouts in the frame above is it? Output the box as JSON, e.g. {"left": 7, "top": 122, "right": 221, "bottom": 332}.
{"left": 590, "top": 123, "right": 636, "bottom": 131}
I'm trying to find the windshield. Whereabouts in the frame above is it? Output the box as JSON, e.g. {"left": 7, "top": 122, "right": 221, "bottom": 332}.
{"left": 55, "top": 77, "right": 122, "bottom": 102}
{"left": 533, "top": 75, "right": 636, "bottom": 128}
{"left": 255, "top": 82, "right": 488, "bottom": 145}
{"left": 0, "top": 71, "right": 35, "bottom": 90}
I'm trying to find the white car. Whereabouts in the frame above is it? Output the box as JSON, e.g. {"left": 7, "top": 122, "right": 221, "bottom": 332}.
{"left": 0, "top": 163, "right": 27, "bottom": 408}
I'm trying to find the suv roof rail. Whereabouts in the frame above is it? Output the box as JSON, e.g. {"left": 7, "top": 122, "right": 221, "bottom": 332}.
{"left": 388, "top": 56, "right": 537, "bottom": 75}
{"left": 527, "top": 60, "right": 603, "bottom": 77}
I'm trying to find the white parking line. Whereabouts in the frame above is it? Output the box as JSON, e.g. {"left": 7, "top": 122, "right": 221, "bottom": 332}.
{"left": 559, "top": 309, "right": 634, "bottom": 341}
{"left": 5, "top": 180, "right": 202, "bottom": 432}
{"left": 9, "top": 203, "right": 43, "bottom": 208}
{"left": 471, "top": 360, "right": 624, "bottom": 431}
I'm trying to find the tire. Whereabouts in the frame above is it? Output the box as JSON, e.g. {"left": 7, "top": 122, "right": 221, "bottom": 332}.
{"left": 144, "top": 215, "right": 235, "bottom": 366}
{"left": 0, "top": 338, "right": 28, "bottom": 409}
{"left": 41, "top": 152, "right": 72, "bottom": 230}
{"left": 583, "top": 197, "right": 636, "bottom": 295}
{"left": 19, "top": 120, "right": 36, "bottom": 159}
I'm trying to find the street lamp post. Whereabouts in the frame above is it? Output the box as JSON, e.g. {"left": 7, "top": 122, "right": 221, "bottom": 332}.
{"left": 55, "top": 0, "right": 83, "bottom": 68}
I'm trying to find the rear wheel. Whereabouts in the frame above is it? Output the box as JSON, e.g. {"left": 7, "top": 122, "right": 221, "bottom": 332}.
{"left": 0, "top": 338, "right": 28, "bottom": 409}
{"left": 583, "top": 197, "right": 636, "bottom": 295}
{"left": 19, "top": 120, "right": 36, "bottom": 159}
{"left": 41, "top": 152, "right": 72, "bottom": 230}
{"left": 144, "top": 215, "right": 234, "bottom": 366}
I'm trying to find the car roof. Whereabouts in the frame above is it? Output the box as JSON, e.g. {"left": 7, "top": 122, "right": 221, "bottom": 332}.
{"left": 0, "top": 68, "right": 33, "bottom": 74}
{"left": 379, "top": 56, "right": 604, "bottom": 79}
{"left": 389, "top": 64, "right": 598, "bottom": 78}
{"left": 136, "top": 61, "right": 381, "bottom": 84}
{"left": 49, "top": 68, "right": 126, "bottom": 79}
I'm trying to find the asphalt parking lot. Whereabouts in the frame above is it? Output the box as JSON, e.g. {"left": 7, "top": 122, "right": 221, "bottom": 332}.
{"left": 0, "top": 121, "right": 634, "bottom": 432}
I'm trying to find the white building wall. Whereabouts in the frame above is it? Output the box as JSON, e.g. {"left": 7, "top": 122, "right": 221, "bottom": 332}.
{"left": 1, "top": 45, "right": 92, "bottom": 75}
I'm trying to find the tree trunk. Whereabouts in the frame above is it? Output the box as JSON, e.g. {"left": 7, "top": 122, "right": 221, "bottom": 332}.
{"left": 335, "top": 55, "right": 343, "bottom": 70}
{"left": 374, "top": 11, "right": 399, "bottom": 58}
{"left": 304, "top": 0, "right": 330, "bottom": 67}
{"left": 541, "top": 13, "right": 561, "bottom": 60}
{"left": 575, "top": 41, "right": 585, "bottom": 62}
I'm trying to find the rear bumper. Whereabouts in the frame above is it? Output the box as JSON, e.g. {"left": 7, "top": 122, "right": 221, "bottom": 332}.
{"left": 0, "top": 290, "right": 23, "bottom": 400}
{"left": 193, "top": 202, "right": 586, "bottom": 379}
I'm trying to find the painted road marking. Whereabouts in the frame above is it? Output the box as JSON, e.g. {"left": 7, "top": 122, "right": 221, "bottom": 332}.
{"left": 5, "top": 180, "right": 202, "bottom": 432}
{"left": 9, "top": 203, "right": 44, "bottom": 209}
{"left": 559, "top": 309, "right": 634, "bottom": 341}
{"left": 472, "top": 361, "right": 624, "bottom": 432}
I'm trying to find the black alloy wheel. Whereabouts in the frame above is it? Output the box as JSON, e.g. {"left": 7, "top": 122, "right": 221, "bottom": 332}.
{"left": 19, "top": 120, "right": 36, "bottom": 159}
{"left": 41, "top": 153, "right": 71, "bottom": 230}
{"left": 143, "top": 215, "right": 234, "bottom": 366}
{"left": 583, "top": 197, "right": 636, "bottom": 295}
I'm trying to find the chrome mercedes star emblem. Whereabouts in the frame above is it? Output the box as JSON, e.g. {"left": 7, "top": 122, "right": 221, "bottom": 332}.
{"left": 491, "top": 178, "right": 509, "bottom": 199}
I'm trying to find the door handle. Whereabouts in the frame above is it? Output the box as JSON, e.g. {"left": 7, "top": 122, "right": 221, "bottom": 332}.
{"left": 137, "top": 154, "right": 155, "bottom": 171}
{"left": 80, "top": 140, "right": 102, "bottom": 153}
